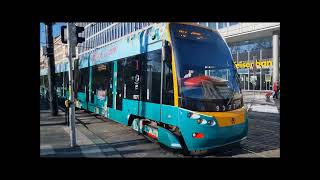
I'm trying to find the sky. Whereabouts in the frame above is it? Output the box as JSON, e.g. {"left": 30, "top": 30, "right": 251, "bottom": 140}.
{"left": 40, "top": 22, "right": 65, "bottom": 48}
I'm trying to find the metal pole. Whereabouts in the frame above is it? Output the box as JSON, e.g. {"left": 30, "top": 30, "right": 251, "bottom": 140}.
{"left": 272, "top": 31, "right": 280, "bottom": 85}
{"left": 260, "top": 49, "right": 262, "bottom": 90}
{"left": 160, "top": 41, "right": 166, "bottom": 123}
{"left": 247, "top": 51, "right": 250, "bottom": 90}
{"left": 67, "top": 23, "right": 76, "bottom": 147}
{"left": 45, "top": 22, "right": 58, "bottom": 116}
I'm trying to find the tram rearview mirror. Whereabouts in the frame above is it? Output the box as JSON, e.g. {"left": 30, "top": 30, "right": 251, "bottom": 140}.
{"left": 162, "top": 40, "right": 171, "bottom": 63}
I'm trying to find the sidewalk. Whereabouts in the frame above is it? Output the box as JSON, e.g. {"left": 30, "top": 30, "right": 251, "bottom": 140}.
{"left": 40, "top": 100, "right": 181, "bottom": 158}
{"left": 242, "top": 91, "right": 280, "bottom": 114}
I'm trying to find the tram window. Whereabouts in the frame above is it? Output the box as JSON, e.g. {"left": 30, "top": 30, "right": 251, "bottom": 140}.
{"left": 92, "top": 63, "right": 111, "bottom": 100}
{"left": 141, "top": 50, "right": 161, "bottom": 103}
{"left": 63, "top": 72, "right": 69, "bottom": 90}
{"left": 56, "top": 72, "right": 63, "bottom": 96}
{"left": 44, "top": 75, "right": 48, "bottom": 88}
{"left": 56, "top": 72, "right": 63, "bottom": 88}
{"left": 163, "top": 52, "right": 174, "bottom": 105}
{"left": 124, "top": 55, "right": 141, "bottom": 100}
{"left": 78, "top": 67, "right": 89, "bottom": 92}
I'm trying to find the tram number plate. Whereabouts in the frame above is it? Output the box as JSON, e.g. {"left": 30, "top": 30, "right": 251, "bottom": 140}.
{"left": 217, "top": 117, "right": 243, "bottom": 127}
{"left": 231, "top": 118, "right": 236, "bottom": 124}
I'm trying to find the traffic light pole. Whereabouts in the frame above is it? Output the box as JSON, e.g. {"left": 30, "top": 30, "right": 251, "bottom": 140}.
{"left": 45, "top": 22, "right": 58, "bottom": 116}
{"left": 67, "top": 23, "right": 76, "bottom": 147}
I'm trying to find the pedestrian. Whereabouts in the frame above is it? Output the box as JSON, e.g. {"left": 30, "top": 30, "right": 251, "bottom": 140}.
{"left": 276, "top": 81, "right": 280, "bottom": 99}
{"left": 273, "top": 81, "right": 278, "bottom": 99}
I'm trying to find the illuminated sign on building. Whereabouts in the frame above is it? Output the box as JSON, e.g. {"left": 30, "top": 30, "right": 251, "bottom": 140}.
{"left": 235, "top": 60, "right": 273, "bottom": 69}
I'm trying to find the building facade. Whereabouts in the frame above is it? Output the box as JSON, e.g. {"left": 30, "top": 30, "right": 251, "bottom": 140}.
{"left": 40, "top": 46, "right": 47, "bottom": 69}
{"left": 218, "top": 23, "right": 280, "bottom": 91}
{"left": 42, "top": 22, "right": 280, "bottom": 92}
{"left": 53, "top": 35, "right": 68, "bottom": 64}
{"left": 40, "top": 35, "right": 68, "bottom": 70}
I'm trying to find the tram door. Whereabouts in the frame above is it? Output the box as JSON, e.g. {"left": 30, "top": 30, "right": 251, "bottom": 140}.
{"left": 90, "top": 67, "right": 95, "bottom": 104}
{"left": 106, "top": 63, "right": 114, "bottom": 108}
{"left": 116, "top": 60, "right": 124, "bottom": 110}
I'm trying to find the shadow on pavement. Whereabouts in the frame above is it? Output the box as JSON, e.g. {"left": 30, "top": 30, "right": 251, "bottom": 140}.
{"left": 41, "top": 142, "right": 168, "bottom": 158}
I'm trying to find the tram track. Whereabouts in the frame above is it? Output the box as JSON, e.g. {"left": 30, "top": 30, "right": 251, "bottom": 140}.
{"left": 55, "top": 103, "right": 278, "bottom": 158}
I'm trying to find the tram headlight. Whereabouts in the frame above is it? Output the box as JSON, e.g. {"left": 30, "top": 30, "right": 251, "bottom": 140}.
{"left": 197, "top": 118, "right": 208, "bottom": 125}
{"left": 207, "top": 120, "right": 216, "bottom": 126}
{"left": 188, "top": 112, "right": 200, "bottom": 119}
{"left": 197, "top": 119, "right": 203, "bottom": 124}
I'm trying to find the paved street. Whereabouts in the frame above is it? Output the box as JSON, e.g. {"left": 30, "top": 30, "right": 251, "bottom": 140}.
{"left": 40, "top": 92, "right": 280, "bottom": 158}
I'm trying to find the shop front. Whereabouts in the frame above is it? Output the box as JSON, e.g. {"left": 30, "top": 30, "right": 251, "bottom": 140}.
{"left": 235, "top": 59, "right": 273, "bottom": 91}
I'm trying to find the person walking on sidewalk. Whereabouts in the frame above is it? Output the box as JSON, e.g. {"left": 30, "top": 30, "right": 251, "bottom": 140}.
{"left": 273, "top": 81, "right": 279, "bottom": 99}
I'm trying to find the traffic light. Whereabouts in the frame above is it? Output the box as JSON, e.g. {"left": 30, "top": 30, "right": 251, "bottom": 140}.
{"left": 61, "top": 25, "right": 67, "bottom": 44}
{"left": 75, "top": 26, "right": 85, "bottom": 44}
{"left": 61, "top": 24, "right": 85, "bottom": 45}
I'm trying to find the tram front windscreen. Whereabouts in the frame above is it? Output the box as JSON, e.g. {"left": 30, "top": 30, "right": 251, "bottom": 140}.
{"left": 170, "top": 23, "right": 243, "bottom": 112}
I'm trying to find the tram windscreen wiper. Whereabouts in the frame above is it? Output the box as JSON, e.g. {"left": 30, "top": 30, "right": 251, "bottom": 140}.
{"left": 227, "top": 68, "right": 240, "bottom": 105}
{"left": 227, "top": 90, "right": 235, "bottom": 105}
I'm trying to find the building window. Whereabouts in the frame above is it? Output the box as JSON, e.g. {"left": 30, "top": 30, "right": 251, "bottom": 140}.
{"left": 121, "top": 23, "right": 124, "bottom": 36}
{"left": 102, "top": 33, "right": 104, "bottom": 45}
{"left": 117, "top": 25, "right": 120, "bottom": 38}
{"left": 97, "top": 34, "right": 100, "bottom": 46}
{"left": 110, "top": 28, "right": 112, "bottom": 41}
{"left": 128, "top": 23, "right": 132, "bottom": 33}
{"left": 115, "top": 27, "right": 118, "bottom": 39}
{"left": 199, "top": 22, "right": 207, "bottom": 27}
{"left": 112, "top": 27, "right": 115, "bottom": 40}
{"left": 208, "top": 22, "right": 217, "bottom": 29}
{"left": 117, "top": 25, "right": 119, "bottom": 38}
{"left": 107, "top": 30, "right": 110, "bottom": 42}
{"left": 218, "top": 22, "right": 228, "bottom": 29}
{"left": 100, "top": 34, "right": 102, "bottom": 46}
{"left": 229, "top": 22, "right": 239, "bottom": 26}
{"left": 112, "top": 27, "right": 114, "bottom": 40}
{"left": 104, "top": 31, "right": 106, "bottom": 44}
